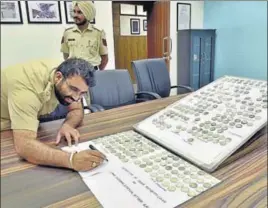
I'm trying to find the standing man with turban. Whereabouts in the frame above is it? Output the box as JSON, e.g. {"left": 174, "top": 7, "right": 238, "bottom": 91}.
{"left": 61, "top": 1, "right": 108, "bottom": 71}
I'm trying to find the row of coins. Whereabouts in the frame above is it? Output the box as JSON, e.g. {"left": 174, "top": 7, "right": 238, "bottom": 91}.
{"left": 162, "top": 110, "right": 190, "bottom": 121}
{"left": 193, "top": 95, "right": 223, "bottom": 105}
{"left": 93, "top": 131, "right": 162, "bottom": 162}
{"left": 132, "top": 150, "right": 219, "bottom": 195}
{"left": 223, "top": 77, "right": 266, "bottom": 86}
{"left": 173, "top": 103, "right": 217, "bottom": 117}
{"left": 173, "top": 104, "right": 198, "bottom": 116}
{"left": 210, "top": 115, "right": 256, "bottom": 127}
{"left": 152, "top": 118, "right": 172, "bottom": 130}
{"left": 193, "top": 122, "right": 228, "bottom": 133}
{"left": 173, "top": 124, "right": 232, "bottom": 146}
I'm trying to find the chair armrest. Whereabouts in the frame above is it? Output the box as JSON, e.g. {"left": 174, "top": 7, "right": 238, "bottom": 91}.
{"left": 39, "top": 115, "right": 66, "bottom": 123}
{"left": 84, "top": 104, "right": 105, "bottom": 112}
{"left": 170, "top": 85, "right": 194, "bottom": 92}
{"left": 136, "top": 91, "right": 162, "bottom": 99}
{"left": 91, "top": 104, "right": 105, "bottom": 111}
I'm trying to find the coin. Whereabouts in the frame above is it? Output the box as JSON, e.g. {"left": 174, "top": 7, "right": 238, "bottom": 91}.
{"left": 183, "top": 178, "right": 191, "bottom": 183}
{"left": 145, "top": 167, "right": 152, "bottom": 172}
{"left": 162, "top": 181, "right": 170, "bottom": 188}
{"left": 164, "top": 173, "right": 171, "bottom": 178}
{"left": 153, "top": 165, "right": 159, "bottom": 170}
{"left": 189, "top": 183, "right": 198, "bottom": 188}
{"left": 203, "top": 183, "right": 212, "bottom": 188}
{"left": 134, "top": 160, "right": 141, "bottom": 166}
{"left": 156, "top": 176, "right": 164, "bottom": 182}
{"left": 181, "top": 186, "right": 189, "bottom": 193}
{"left": 178, "top": 166, "right": 185, "bottom": 171}
{"left": 165, "top": 166, "right": 172, "bottom": 170}
{"left": 188, "top": 191, "right": 197, "bottom": 197}
{"left": 197, "top": 178, "right": 204, "bottom": 183}
{"left": 168, "top": 186, "right": 176, "bottom": 192}
{"left": 171, "top": 170, "right": 178, "bottom": 174}
{"left": 150, "top": 172, "right": 157, "bottom": 178}
{"left": 139, "top": 163, "right": 146, "bottom": 168}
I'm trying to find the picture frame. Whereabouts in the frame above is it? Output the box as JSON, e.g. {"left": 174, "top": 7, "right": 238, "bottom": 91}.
{"left": 130, "top": 18, "right": 140, "bottom": 35}
{"left": 177, "top": 3, "right": 191, "bottom": 31}
{"left": 0, "top": 1, "right": 23, "bottom": 24}
{"left": 137, "top": 5, "right": 147, "bottom": 17}
{"left": 64, "top": 1, "right": 95, "bottom": 24}
{"left": 143, "top": 20, "right": 147, "bottom": 31}
{"left": 120, "top": 4, "right": 136, "bottom": 16}
{"left": 25, "top": 1, "right": 62, "bottom": 24}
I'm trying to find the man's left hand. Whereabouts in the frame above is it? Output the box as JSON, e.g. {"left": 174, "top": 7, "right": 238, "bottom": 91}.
{"left": 56, "top": 123, "right": 80, "bottom": 146}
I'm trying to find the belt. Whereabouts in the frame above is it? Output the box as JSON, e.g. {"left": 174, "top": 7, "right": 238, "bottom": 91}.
{"left": 94, "top": 66, "right": 99, "bottom": 70}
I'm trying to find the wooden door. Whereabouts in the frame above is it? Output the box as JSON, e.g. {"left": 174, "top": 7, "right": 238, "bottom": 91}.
{"left": 112, "top": 2, "right": 147, "bottom": 83}
{"left": 147, "top": 1, "right": 170, "bottom": 70}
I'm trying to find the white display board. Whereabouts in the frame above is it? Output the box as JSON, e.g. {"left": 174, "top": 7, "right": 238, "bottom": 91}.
{"left": 135, "top": 76, "right": 267, "bottom": 172}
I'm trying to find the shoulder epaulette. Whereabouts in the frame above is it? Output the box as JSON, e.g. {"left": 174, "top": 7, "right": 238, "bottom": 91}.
{"left": 92, "top": 25, "right": 102, "bottom": 32}
{"left": 65, "top": 26, "right": 74, "bottom": 32}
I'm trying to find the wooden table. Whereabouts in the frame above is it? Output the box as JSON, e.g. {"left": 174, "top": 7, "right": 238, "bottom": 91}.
{"left": 1, "top": 95, "right": 267, "bottom": 208}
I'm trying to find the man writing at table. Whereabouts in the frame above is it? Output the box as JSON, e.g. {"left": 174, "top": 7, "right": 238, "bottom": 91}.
{"left": 1, "top": 58, "right": 105, "bottom": 171}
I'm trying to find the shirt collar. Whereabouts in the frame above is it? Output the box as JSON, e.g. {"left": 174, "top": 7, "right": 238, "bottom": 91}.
{"left": 72, "top": 23, "right": 93, "bottom": 32}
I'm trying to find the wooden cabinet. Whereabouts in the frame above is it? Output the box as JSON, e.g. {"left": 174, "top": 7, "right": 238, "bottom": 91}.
{"left": 177, "top": 29, "right": 216, "bottom": 91}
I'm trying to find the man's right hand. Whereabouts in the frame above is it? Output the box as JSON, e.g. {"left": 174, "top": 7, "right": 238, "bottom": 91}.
{"left": 72, "top": 150, "right": 106, "bottom": 172}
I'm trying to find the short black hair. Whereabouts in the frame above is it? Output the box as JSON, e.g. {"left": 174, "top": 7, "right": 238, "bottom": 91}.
{"left": 56, "top": 58, "right": 95, "bottom": 87}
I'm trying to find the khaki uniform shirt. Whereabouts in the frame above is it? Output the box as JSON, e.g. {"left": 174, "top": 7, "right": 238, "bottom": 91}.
{"left": 60, "top": 24, "right": 108, "bottom": 67}
{"left": 1, "top": 59, "right": 62, "bottom": 132}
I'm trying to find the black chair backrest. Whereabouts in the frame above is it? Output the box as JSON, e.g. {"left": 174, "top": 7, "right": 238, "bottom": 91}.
{"left": 132, "top": 58, "right": 171, "bottom": 98}
{"left": 39, "top": 104, "right": 68, "bottom": 123}
{"left": 89, "top": 70, "right": 136, "bottom": 110}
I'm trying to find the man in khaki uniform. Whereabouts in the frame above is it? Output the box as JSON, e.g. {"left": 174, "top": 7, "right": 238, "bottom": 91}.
{"left": 1, "top": 58, "right": 106, "bottom": 172}
{"left": 61, "top": 1, "right": 108, "bottom": 70}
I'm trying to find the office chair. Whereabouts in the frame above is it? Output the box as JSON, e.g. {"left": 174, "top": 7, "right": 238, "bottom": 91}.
{"left": 38, "top": 102, "right": 102, "bottom": 123}
{"left": 87, "top": 69, "right": 161, "bottom": 110}
{"left": 131, "top": 58, "right": 194, "bottom": 98}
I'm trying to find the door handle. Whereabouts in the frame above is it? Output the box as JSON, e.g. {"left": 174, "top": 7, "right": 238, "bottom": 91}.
{"left": 169, "top": 37, "right": 172, "bottom": 54}
{"left": 169, "top": 37, "right": 172, "bottom": 60}
{"left": 163, "top": 36, "right": 168, "bottom": 57}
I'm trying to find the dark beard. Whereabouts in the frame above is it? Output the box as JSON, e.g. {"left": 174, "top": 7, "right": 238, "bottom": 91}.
{"left": 54, "top": 86, "right": 71, "bottom": 106}
{"left": 75, "top": 18, "right": 87, "bottom": 26}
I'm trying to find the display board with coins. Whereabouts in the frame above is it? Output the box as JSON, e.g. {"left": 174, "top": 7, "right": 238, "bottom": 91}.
{"left": 92, "top": 130, "right": 221, "bottom": 202}
{"left": 134, "top": 76, "right": 267, "bottom": 172}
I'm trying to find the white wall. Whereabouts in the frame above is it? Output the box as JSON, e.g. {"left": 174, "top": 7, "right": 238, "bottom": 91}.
{"left": 170, "top": 1, "right": 204, "bottom": 93}
{"left": 120, "top": 16, "right": 147, "bottom": 36}
{"left": 1, "top": 1, "right": 115, "bottom": 69}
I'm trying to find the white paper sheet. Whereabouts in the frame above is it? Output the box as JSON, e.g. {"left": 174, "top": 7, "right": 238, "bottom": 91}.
{"left": 62, "top": 141, "right": 185, "bottom": 208}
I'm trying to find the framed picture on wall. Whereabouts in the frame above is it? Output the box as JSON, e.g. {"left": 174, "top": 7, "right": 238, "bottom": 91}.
{"left": 143, "top": 20, "right": 147, "bottom": 31}
{"left": 120, "top": 4, "right": 136, "bottom": 16}
{"left": 25, "top": 1, "right": 62, "bottom": 24}
{"left": 177, "top": 3, "right": 191, "bottom": 31}
{"left": 64, "top": 1, "right": 95, "bottom": 24}
{"left": 0, "top": 1, "right": 23, "bottom": 24}
{"left": 130, "top": 18, "right": 140, "bottom": 35}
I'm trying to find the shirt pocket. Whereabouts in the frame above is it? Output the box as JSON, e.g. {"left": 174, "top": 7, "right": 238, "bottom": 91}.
{"left": 67, "top": 39, "right": 77, "bottom": 56}
{"left": 88, "top": 38, "right": 99, "bottom": 56}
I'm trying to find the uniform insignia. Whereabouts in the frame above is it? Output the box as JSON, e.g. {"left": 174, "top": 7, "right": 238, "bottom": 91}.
{"left": 92, "top": 25, "right": 101, "bottom": 32}
{"left": 65, "top": 26, "right": 74, "bottom": 31}
{"left": 102, "top": 39, "right": 107, "bottom": 46}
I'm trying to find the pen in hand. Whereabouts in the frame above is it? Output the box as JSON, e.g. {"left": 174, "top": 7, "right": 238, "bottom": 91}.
{"left": 89, "top": 144, "right": 108, "bottom": 162}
